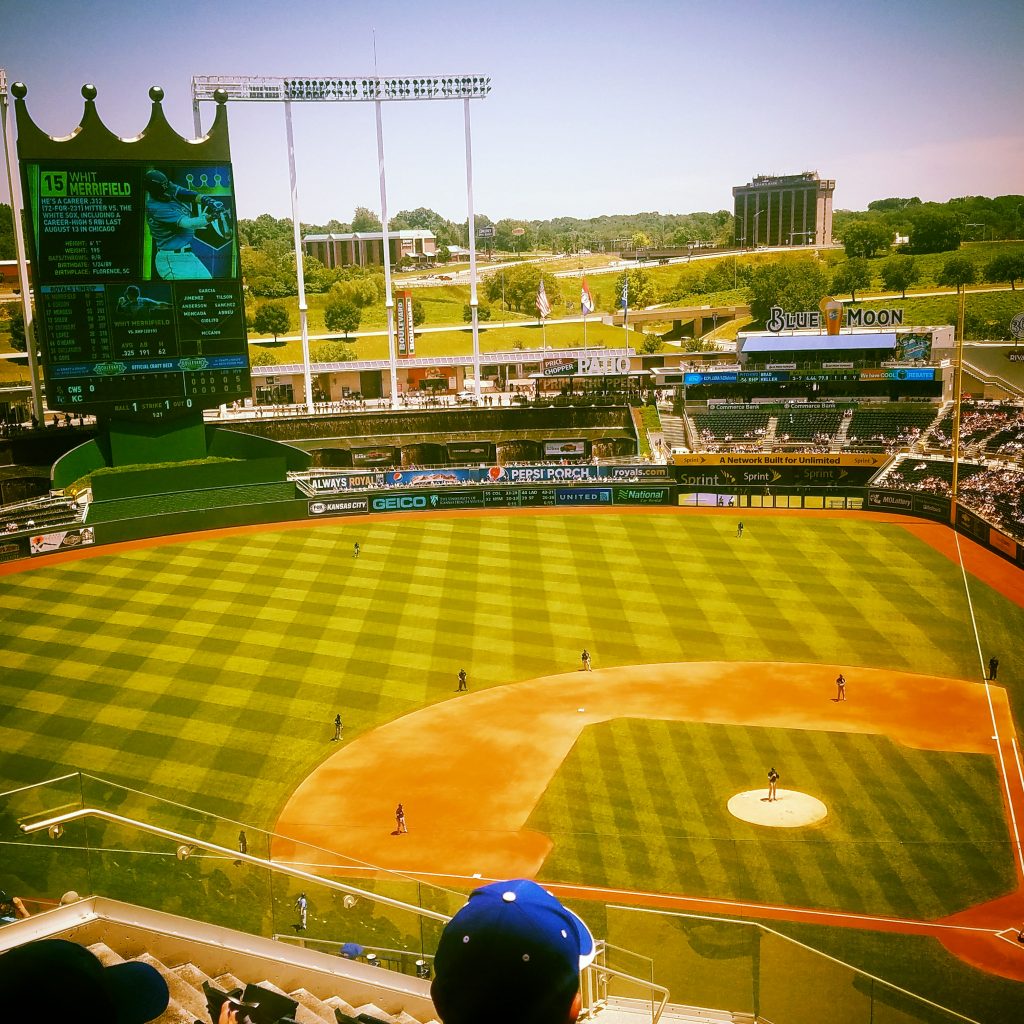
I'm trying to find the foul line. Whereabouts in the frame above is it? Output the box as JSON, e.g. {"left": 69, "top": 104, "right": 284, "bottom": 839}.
{"left": 952, "top": 528, "right": 1024, "bottom": 876}
{"left": 542, "top": 879, "right": 998, "bottom": 936}
{"left": 349, "top": 867, "right": 997, "bottom": 937}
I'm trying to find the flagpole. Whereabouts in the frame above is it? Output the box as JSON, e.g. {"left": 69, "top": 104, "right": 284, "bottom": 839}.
{"left": 621, "top": 277, "right": 629, "bottom": 351}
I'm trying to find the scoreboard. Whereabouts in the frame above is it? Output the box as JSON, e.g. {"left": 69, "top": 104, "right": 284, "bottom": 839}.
{"left": 22, "top": 160, "right": 250, "bottom": 420}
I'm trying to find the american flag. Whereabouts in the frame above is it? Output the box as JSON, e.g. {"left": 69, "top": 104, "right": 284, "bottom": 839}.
{"left": 536, "top": 278, "right": 551, "bottom": 319}
{"left": 619, "top": 278, "right": 629, "bottom": 325}
{"left": 580, "top": 278, "right": 594, "bottom": 316}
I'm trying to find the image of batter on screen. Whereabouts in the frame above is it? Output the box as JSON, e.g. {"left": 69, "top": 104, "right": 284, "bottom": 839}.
{"left": 143, "top": 166, "right": 235, "bottom": 280}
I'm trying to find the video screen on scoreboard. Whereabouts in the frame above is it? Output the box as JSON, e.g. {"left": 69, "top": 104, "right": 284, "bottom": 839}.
{"left": 894, "top": 332, "right": 933, "bottom": 361}
{"left": 22, "top": 161, "right": 250, "bottom": 420}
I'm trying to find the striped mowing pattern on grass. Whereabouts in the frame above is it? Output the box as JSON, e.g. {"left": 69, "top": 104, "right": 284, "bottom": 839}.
{"left": 0, "top": 512, "right": 1017, "bottom": 868}
{"left": 526, "top": 719, "right": 1014, "bottom": 920}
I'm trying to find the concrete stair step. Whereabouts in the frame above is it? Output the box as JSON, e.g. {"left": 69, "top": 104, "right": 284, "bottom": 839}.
{"left": 172, "top": 961, "right": 212, "bottom": 991}
{"left": 354, "top": 1004, "right": 397, "bottom": 1023}
{"left": 86, "top": 940, "right": 124, "bottom": 966}
{"left": 135, "top": 952, "right": 209, "bottom": 1022}
{"left": 393, "top": 1012, "right": 428, "bottom": 1024}
{"left": 211, "top": 971, "right": 247, "bottom": 993}
{"left": 323, "top": 994, "right": 361, "bottom": 1019}
{"left": 288, "top": 986, "right": 339, "bottom": 1024}
{"left": 252, "top": 979, "right": 314, "bottom": 1024}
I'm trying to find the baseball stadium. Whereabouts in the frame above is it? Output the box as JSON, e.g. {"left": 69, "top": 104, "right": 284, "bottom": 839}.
{"left": 3, "top": 78, "right": 1024, "bottom": 1024}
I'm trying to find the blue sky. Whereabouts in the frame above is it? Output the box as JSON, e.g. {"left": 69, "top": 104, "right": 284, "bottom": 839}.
{"left": 2, "top": 0, "right": 1022, "bottom": 224}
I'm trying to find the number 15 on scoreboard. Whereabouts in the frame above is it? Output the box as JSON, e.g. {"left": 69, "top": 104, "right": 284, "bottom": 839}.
{"left": 40, "top": 171, "right": 68, "bottom": 197}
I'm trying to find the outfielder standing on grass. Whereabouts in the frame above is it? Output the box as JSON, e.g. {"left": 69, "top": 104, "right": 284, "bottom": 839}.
{"left": 581, "top": 649, "right": 592, "bottom": 672}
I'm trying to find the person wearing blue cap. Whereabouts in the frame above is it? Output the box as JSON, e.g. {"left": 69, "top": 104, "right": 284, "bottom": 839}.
{"left": 430, "top": 879, "right": 596, "bottom": 1024}
{"left": 0, "top": 938, "right": 169, "bottom": 1023}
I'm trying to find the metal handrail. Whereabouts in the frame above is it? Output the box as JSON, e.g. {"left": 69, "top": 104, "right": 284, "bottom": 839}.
{"left": 581, "top": 958, "right": 669, "bottom": 1024}
{"left": 19, "top": 807, "right": 451, "bottom": 923}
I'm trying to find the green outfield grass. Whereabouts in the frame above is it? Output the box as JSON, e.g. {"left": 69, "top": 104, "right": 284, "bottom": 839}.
{"left": 1, "top": 511, "right": 1022, "bottom": 1019}
{"left": 528, "top": 720, "right": 1013, "bottom": 918}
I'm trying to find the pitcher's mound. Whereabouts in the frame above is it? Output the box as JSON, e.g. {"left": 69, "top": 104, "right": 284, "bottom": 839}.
{"left": 728, "top": 789, "right": 828, "bottom": 827}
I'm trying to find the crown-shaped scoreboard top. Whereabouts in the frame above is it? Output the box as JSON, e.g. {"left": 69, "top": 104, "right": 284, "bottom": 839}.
{"left": 13, "top": 83, "right": 232, "bottom": 162}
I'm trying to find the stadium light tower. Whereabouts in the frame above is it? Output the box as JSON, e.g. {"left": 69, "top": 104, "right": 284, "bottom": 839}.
{"left": 191, "top": 74, "right": 491, "bottom": 413}
{"left": 0, "top": 67, "right": 44, "bottom": 422}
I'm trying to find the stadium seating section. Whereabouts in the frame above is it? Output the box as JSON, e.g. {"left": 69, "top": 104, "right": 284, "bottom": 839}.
{"left": 0, "top": 495, "right": 83, "bottom": 535}
{"left": 880, "top": 457, "right": 1024, "bottom": 539}
{"left": 846, "top": 407, "right": 938, "bottom": 451}
{"left": 692, "top": 410, "right": 769, "bottom": 443}
{"left": 775, "top": 409, "right": 844, "bottom": 444}
{"left": 920, "top": 403, "right": 1024, "bottom": 451}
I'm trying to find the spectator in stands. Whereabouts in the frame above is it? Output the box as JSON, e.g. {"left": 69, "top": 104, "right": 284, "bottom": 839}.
{"left": 431, "top": 879, "right": 596, "bottom": 1024}
{"left": 0, "top": 890, "right": 30, "bottom": 923}
{"left": 0, "top": 937, "right": 169, "bottom": 1023}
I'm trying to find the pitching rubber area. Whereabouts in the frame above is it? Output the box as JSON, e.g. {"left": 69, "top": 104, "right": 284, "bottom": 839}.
{"left": 727, "top": 789, "right": 829, "bottom": 827}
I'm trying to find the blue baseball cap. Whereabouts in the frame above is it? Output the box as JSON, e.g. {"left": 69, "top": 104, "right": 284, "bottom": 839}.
{"left": 430, "top": 879, "right": 596, "bottom": 1024}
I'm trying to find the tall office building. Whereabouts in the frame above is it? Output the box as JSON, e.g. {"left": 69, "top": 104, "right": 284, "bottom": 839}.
{"left": 733, "top": 172, "right": 834, "bottom": 248}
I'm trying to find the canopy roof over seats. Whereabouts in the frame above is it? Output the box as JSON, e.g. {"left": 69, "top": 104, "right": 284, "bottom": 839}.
{"left": 741, "top": 333, "right": 897, "bottom": 353}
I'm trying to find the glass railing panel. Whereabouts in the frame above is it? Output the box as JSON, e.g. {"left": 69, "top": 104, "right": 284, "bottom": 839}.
{"left": 605, "top": 906, "right": 755, "bottom": 1016}
{"left": 758, "top": 928, "right": 871, "bottom": 1024}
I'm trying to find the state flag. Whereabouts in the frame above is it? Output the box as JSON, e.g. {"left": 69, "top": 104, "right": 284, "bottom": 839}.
{"left": 580, "top": 278, "right": 594, "bottom": 316}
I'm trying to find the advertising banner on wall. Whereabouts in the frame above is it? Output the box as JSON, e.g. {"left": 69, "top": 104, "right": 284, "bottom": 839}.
{"left": 675, "top": 453, "right": 886, "bottom": 489}
{"left": 307, "top": 497, "right": 370, "bottom": 517}
{"left": 395, "top": 290, "right": 415, "bottom": 356}
{"left": 362, "top": 484, "right": 670, "bottom": 513}
{"left": 447, "top": 441, "right": 495, "bottom": 461}
{"left": 555, "top": 487, "right": 612, "bottom": 505}
{"left": 613, "top": 486, "right": 672, "bottom": 504}
{"left": 865, "top": 490, "right": 950, "bottom": 521}
{"left": 386, "top": 468, "right": 476, "bottom": 487}
{"left": 29, "top": 527, "right": 96, "bottom": 555}
{"left": 351, "top": 447, "right": 400, "bottom": 466}
{"left": 306, "top": 472, "right": 386, "bottom": 493}
{"left": 495, "top": 464, "right": 600, "bottom": 484}
{"left": 544, "top": 440, "right": 587, "bottom": 457}
{"left": 0, "top": 538, "right": 29, "bottom": 563}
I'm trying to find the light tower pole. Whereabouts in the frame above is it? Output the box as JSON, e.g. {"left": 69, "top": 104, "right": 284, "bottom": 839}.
{"left": 0, "top": 68, "right": 44, "bottom": 423}
{"left": 192, "top": 74, "right": 491, "bottom": 412}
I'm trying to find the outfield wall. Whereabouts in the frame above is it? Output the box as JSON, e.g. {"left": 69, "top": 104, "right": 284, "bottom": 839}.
{"left": 4, "top": 471, "right": 1022, "bottom": 571}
